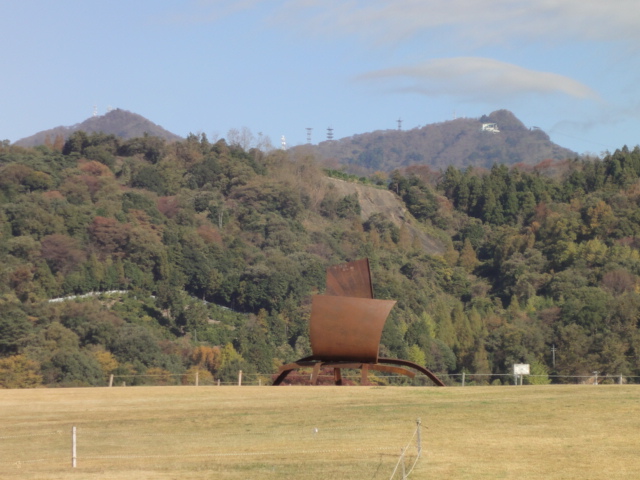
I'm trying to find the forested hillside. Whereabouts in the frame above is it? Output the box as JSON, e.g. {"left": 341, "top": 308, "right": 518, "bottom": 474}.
{"left": 2, "top": 131, "right": 640, "bottom": 387}
{"left": 306, "top": 110, "right": 576, "bottom": 173}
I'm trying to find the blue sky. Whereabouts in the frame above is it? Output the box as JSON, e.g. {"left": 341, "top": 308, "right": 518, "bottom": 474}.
{"left": 3, "top": 1, "right": 640, "bottom": 156}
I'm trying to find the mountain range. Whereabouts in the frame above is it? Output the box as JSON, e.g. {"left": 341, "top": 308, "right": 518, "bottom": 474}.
{"left": 15, "top": 108, "right": 574, "bottom": 171}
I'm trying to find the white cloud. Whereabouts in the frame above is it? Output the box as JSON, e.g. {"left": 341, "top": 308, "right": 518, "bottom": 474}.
{"left": 172, "top": 1, "right": 640, "bottom": 49}
{"left": 357, "top": 57, "right": 600, "bottom": 101}
{"left": 269, "top": 0, "right": 640, "bottom": 47}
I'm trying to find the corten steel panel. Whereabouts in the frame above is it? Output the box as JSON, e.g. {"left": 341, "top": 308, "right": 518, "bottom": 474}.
{"left": 325, "top": 258, "right": 373, "bottom": 299}
{"left": 309, "top": 295, "right": 396, "bottom": 362}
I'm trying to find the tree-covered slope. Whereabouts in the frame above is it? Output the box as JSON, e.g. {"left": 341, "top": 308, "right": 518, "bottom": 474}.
{"left": 2, "top": 131, "right": 640, "bottom": 388}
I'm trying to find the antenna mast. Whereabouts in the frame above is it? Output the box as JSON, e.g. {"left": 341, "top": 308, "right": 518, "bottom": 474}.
{"left": 327, "top": 127, "right": 334, "bottom": 141}
{"left": 306, "top": 127, "right": 313, "bottom": 144}
{"left": 397, "top": 118, "right": 402, "bottom": 130}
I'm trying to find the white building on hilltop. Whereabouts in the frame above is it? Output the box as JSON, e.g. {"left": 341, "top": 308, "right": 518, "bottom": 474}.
{"left": 481, "top": 123, "right": 500, "bottom": 133}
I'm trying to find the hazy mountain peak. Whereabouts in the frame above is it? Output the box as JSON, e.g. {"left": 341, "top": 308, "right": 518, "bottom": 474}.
{"left": 484, "top": 109, "right": 526, "bottom": 130}
{"left": 15, "top": 109, "right": 182, "bottom": 147}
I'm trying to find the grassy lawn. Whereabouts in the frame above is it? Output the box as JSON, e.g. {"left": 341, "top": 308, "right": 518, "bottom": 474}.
{"left": 1, "top": 385, "right": 639, "bottom": 479}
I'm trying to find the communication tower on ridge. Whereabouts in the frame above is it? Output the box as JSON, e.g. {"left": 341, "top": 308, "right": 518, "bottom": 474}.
{"left": 306, "top": 127, "right": 313, "bottom": 144}
{"left": 397, "top": 118, "right": 402, "bottom": 130}
{"left": 93, "top": 105, "right": 98, "bottom": 117}
{"left": 281, "top": 135, "right": 287, "bottom": 150}
{"left": 327, "top": 127, "right": 334, "bottom": 141}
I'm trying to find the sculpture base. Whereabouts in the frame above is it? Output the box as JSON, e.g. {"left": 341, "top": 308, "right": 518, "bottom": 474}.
{"left": 273, "top": 356, "right": 446, "bottom": 386}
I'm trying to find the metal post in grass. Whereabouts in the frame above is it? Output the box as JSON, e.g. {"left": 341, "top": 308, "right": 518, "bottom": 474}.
{"left": 71, "top": 426, "right": 77, "bottom": 468}
{"left": 195, "top": 370, "right": 199, "bottom": 387}
{"left": 416, "top": 418, "right": 422, "bottom": 458}
{"left": 619, "top": 374, "right": 623, "bottom": 385}
{"left": 109, "top": 374, "right": 114, "bottom": 387}
{"left": 461, "top": 372, "right": 465, "bottom": 387}
{"left": 238, "top": 370, "right": 243, "bottom": 386}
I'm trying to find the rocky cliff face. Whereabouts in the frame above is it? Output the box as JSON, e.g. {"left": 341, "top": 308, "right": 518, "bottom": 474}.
{"left": 326, "top": 177, "right": 445, "bottom": 255}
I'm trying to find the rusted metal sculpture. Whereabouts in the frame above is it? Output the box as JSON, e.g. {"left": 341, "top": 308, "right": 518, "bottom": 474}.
{"left": 273, "top": 259, "right": 446, "bottom": 386}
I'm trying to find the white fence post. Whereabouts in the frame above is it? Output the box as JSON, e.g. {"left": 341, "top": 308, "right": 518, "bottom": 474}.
{"left": 109, "top": 374, "right": 114, "bottom": 387}
{"left": 195, "top": 371, "right": 199, "bottom": 387}
{"left": 238, "top": 370, "right": 243, "bottom": 386}
{"left": 71, "top": 426, "right": 77, "bottom": 468}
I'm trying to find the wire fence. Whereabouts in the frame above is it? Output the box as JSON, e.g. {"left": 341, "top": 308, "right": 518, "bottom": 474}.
{"left": 0, "top": 420, "right": 424, "bottom": 479}
{"left": 442, "top": 372, "right": 639, "bottom": 386}
{"left": 102, "top": 370, "right": 640, "bottom": 388}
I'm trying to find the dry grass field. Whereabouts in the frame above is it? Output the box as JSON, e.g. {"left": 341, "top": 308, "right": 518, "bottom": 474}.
{"left": 1, "top": 384, "right": 639, "bottom": 479}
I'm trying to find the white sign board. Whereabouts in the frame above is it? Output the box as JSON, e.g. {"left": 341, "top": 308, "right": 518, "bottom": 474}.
{"left": 513, "top": 364, "right": 530, "bottom": 375}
